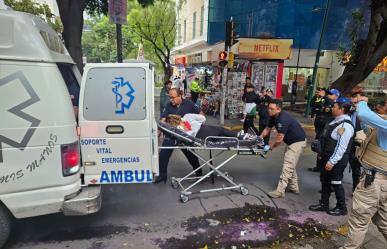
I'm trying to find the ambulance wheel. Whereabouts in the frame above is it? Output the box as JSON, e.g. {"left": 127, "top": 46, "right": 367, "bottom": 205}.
{"left": 0, "top": 204, "right": 11, "bottom": 249}
{"left": 240, "top": 187, "right": 249, "bottom": 196}
{"left": 171, "top": 179, "right": 178, "bottom": 189}
{"left": 180, "top": 194, "right": 189, "bottom": 203}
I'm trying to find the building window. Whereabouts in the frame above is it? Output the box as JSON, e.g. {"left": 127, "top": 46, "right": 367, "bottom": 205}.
{"left": 184, "top": 20, "right": 187, "bottom": 42}
{"left": 193, "top": 12, "right": 196, "bottom": 39}
{"left": 177, "top": 23, "right": 181, "bottom": 45}
{"left": 200, "top": 6, "right": 204, "bottom": 36}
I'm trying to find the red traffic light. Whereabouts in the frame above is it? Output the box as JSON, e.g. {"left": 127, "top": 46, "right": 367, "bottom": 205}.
{"left": 218, "top": 51, "right": 227, "bottom": 60}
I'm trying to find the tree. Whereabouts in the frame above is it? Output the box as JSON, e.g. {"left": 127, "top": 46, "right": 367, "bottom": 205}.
{"left": 331, "top": 0, "right": 387, "bottom": 94}
{"left": 56, "top": 0, "right": 154, "bottom": 73}
{"left": 5, "top": 0, "right": 62, "bottom": 33}
{"left": 128, "top": 0, "right": 176, "bottom": 81}
{"left": 82, "top": 16, "right": 137, "bottom": 62}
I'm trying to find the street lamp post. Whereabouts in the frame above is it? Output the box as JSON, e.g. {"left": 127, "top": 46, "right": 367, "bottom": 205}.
{"left": 304, "top": 0, "right": 331, "bottom": 117}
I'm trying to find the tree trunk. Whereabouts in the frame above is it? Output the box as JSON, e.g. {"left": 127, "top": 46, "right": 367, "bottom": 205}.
{"left": 164, "top": 64, "right": 172, "bottom": 82}
{"left": 330, "top": 0, "right": 387, "bottom": 95}
{"left": 56, "top": 0, "right": 86, "bottom": 73}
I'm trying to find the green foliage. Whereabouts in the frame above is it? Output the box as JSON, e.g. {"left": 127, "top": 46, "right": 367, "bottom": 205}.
{"left": 128, "top": 0, "right": 176, "bottom": 78}
{"left": 85, "top": 0, "right": 108, "bottom": 16}
{"left": 82, "top": 16, "right": 137, "bottom": 62}
{"left": 5, "top": 0, "right": 62, "bottom": 33}
{"left": 85, "top": 0, "right": 154, "bottom": 15}
{"left": 82, "top": 1, "right": 162, "bottom": 69}
{"left": 336, "top": 8, "right": 365, "bottom": 67}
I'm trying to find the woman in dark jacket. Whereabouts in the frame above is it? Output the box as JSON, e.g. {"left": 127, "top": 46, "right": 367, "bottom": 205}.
{"left": 256, "top": 89, "right": 273, "bottom": 145}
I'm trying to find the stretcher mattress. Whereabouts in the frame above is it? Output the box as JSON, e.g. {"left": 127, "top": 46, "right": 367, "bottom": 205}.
{"left": 158, "top": 122, "right": 264, "bottom": 148}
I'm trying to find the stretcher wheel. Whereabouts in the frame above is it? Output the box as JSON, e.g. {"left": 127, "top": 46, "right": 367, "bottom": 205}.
{"left": 171, "top": 179, "right": 178, "bottom": 189}
{"left": 180, "top": 194, "right": 189, "bottom": 203}
{"left": 240, "top": 187, "right": 249, "bottom": 196}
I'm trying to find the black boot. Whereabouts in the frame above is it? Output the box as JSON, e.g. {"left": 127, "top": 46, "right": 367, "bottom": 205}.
{"left": 327, "top": 206, "right": 347, "bottom": 216}
{"left": 329, "top": 184, "right": 347, "bottom": 215}
{"left": 309, "top": 203, "right": 329, "bottom": 212}
{"left": 195, "top": 169, "right": 203, "bottom": 177}
{"left": 308, "top": 167, "right": 320, "bottom": 172}
{"left": 154, "top": 175, "right": 167, "bottom": 184}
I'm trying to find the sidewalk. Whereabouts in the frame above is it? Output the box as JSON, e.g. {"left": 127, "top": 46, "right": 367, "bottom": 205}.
{"left": 204, "top": 105, "right": 315, "bottom": 132}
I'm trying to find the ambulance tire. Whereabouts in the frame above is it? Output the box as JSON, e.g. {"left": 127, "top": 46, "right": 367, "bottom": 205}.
{"left": 0, "top": 203, "right": 11, "bottom": 248}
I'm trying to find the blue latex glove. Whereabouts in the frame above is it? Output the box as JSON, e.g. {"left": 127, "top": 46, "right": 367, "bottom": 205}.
{"left": 263, "top": 145, "right": 271, "bottom": 153}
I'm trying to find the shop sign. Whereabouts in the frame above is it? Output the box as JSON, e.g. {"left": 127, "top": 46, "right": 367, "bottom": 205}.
{"left": 188, "top": 53, "right": 202, "bottom": 64}
{"left": 374, "top": 56, "right": 387, "bottom": 72}
{"left": 175, "top": 56, "right": 187, "bottom": 65}
{"left": 238, "top": 38, "right": 293, "bottom": 60}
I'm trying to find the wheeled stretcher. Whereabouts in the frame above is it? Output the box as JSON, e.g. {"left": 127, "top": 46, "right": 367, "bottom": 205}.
{"left": 158, "top": 122, "right": 266, "bottom": 203}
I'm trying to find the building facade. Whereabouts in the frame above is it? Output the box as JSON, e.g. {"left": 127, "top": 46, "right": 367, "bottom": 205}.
{"left": 172, "top": 0, "right": 375, "bottom": 98}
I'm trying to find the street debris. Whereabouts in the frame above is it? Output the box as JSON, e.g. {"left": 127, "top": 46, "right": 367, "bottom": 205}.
{"left": 158, "top": 204, "right": 333, "bottom": 249}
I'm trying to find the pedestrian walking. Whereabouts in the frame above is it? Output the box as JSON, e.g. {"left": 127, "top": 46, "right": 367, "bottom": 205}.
{"left": 242, "top": 85, "right": 259, "bottom": 135}
{"left": 342, "top": 96, "right": 387, "bottom": 248}
{"left": 291, "top": 80, "right": 298, "bottom": 105}
{"left": 190, "top": 77, "right": 202, "bottom": 104}
{"left": 256, "top": 89, "right": 273, "bottom": 145}
{"left": 309, "top": 97, "right": 354, "bottom": 216}
{"left": 260, "top": 99, "right": 307, "bottom": 198}
{"left": 160, "top": 80, "right": 172, "bottom": 116}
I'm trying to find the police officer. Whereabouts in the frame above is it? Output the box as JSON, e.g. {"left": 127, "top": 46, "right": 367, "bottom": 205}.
{"left": 155, "top": 88, "right": 202, "bottom": 184}
{"left": 308, "top": 88, "right": 340, "bottom": 172}
{"left": 348, "top": 95, "right": 363, "bottom": 192}
{"left": 309, "top": 87, "right": 326, "bottom": 120}
{"left": 343, "top": 96, "right": 387, "bottom": 248}
{"left": 309, "top": 97, "right": 354, "bottom": 215}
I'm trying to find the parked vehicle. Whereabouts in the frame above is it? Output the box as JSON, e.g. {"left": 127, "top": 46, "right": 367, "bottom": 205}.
{"left": 0, "top": 8, "right": 158, "bottom": 248}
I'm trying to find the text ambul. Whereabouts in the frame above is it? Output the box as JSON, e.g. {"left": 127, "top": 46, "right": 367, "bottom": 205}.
{"left": 99, "top": 170, "right": 152, "bottom": 183}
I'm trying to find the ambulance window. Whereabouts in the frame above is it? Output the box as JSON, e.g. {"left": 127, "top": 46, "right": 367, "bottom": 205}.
{"left": 83, "top": 67, "right": 146, "bottom": 121}
{"left": 57, "top": 63, "right": 80, "bottom": 107}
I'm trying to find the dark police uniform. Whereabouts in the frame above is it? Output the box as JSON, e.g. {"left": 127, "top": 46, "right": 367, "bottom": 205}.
{"left": 158, "top": 99, "right": 201, "bottom": 180}
{"left": 314, "top": 115, "right": 354, "bottom": 215}
{"left": 310, "top": 97, "right": 335, "bottom": 172}
{"left": 314, "top": 97, "right": 334, "bottom": 139}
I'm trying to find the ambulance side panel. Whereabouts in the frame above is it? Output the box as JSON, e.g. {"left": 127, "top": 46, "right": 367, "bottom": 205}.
{"left": 0, "top": 61, "right": 80, "bottom": 218}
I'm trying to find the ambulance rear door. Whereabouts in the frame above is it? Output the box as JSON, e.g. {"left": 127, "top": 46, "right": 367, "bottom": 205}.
{"left": 79, "top": 63, "right": 158, "bottom": 185}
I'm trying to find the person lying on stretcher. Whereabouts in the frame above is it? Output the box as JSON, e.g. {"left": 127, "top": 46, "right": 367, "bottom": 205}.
{"left": 165, "top": 114, "right": 258, "bottom": 141}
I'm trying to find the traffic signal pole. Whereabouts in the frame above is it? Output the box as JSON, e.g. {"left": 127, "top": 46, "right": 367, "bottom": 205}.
{"left": 304, "top": 0, "right": 331, "bottom": 116}
{"left": 220, "top": 17, "right": 234, "bottom": 125}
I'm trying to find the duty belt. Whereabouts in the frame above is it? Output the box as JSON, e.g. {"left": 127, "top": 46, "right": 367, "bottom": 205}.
{"left": 362, "top": 164, "right": 387, "bottom": 176}
{"left": 362, "top": 165, "right": 387, "bottom": 188}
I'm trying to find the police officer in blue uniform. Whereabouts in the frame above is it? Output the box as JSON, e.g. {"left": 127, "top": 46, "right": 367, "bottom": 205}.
{"left": 155, "top": 88, "right": 202, "bottom": 184}
{"left": 309, "top": 97, "right": 354, "bottom": 215}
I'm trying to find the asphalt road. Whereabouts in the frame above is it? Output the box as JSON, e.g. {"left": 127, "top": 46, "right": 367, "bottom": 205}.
{"left": 3, "top": 106, "right": 386, "bottom": 249}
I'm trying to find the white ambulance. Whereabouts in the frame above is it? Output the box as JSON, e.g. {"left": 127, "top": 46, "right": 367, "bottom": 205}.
{"left": 0, "top": 8, "right": 159, "bottom": 248}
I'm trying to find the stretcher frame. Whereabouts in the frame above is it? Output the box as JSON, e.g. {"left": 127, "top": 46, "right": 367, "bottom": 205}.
{"left": 158, "top": 124, "right": 265, "bottom": 203}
